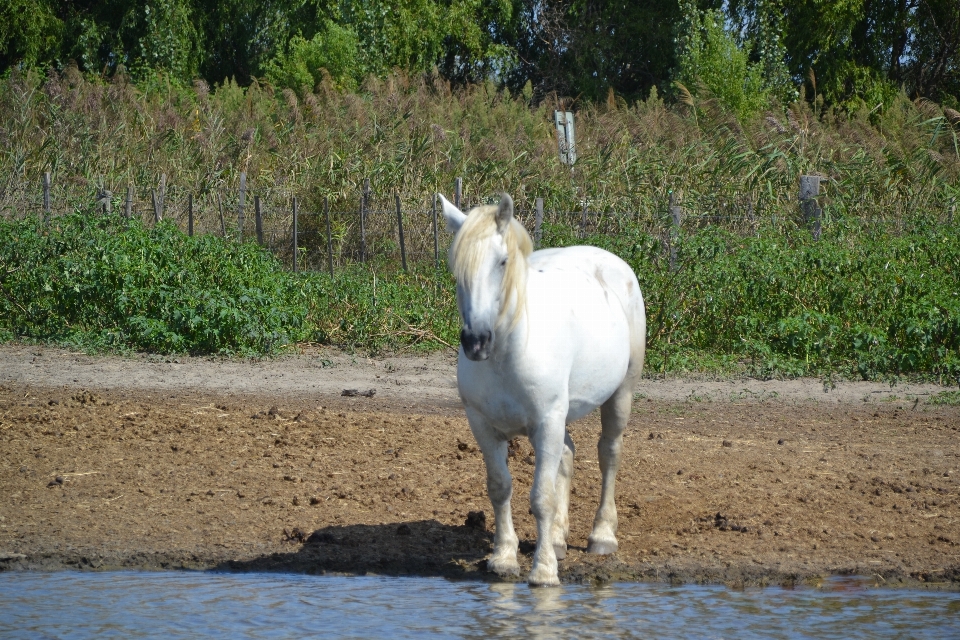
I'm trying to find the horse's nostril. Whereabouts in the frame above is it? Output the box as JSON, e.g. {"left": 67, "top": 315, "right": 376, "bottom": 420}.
{"left": 461, "top": 328, "right": 492, "bottom": 355}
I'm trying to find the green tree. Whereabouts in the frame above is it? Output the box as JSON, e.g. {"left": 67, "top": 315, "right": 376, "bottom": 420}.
{"left": 675, "top": 0, "right": 770, "bottom": 120}
{"left": 0, "top": 0, "right": 63, "bottom": 70}
{"left": 263, "top": 19, "right": 360, "bottom": 91}
{"left": 505, "top": 0, "right": 686, "bottom": 102}
{"left": 132, "top": 0, "right": 201, "bottom": 79}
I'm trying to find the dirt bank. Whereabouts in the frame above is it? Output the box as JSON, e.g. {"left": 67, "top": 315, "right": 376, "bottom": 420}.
{"left": 1, "top": 345, "right": 958, "bottom": 589}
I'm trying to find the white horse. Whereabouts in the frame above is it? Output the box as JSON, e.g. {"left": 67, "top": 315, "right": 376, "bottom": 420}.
{"left": 438, "top": 192, "right": 646, "bottom": 586}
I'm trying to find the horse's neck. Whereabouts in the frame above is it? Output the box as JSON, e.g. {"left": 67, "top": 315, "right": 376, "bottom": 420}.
{"left": 493, "top": 271, "right": 531, "bottom": 358}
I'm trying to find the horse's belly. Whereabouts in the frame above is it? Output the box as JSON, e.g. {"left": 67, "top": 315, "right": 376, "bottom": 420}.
{"left": 565, "top": 333, "right": 630, "bottom": 422}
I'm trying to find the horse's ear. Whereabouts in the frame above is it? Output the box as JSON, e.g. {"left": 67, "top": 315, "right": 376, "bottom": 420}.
{"left": 437, "top": 193, "right": 466, "bottom": 233}
{"left": 495, "top": 193, "right": 514, "bottom": 232}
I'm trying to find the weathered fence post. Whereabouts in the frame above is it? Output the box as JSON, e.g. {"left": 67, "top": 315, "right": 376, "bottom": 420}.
{"left": 360, "top": 178, "right": 370, "bottom": 263}
{"left": 324, "top": 196, "right": 333, "bottom": 277}
{"left": 535, "top": 197, "right": 543, "bottom": 248}
{"left": 125, "top": 186, "right": 133, "bottom": 219}
{"left": 949, "top": 198, "right": 956, "bottom": 225}
{"left": 455, "top": 177, "right": 462, "bottom": 209}
{"left": 669, "top": 191, "right": 681, "bottom": 272}
{"left": 42, "top": 172, "right": 51, "bottom": 223}
{"left": 395, "top": 192, "right": 407, "bottom": 272}
{"left": 254, "top": 195, "right": 263, "bottom": 245}
{"left": 152, "top": 189, "right": 160, "bottom": 223}
{"left": 292, "top": 196, "right": 299, "bottom": 273}
{"left": 238, "top": 172, "right": 246, "bottom": 239}
{"left": 800, "top": 175, "right": 821, "bottom": 240}
{"left": 432, "top": 194, "right": 439, "bottom": 266}
{"left": 97, "top": 185, "right": 112, "bottom": 214}
{"left": 216, "top": 191, "right": 226, "bottom": 236}
{"left": 188, "top": 193, "right": 194, "bottom": 236}
{"left": 158, "top": 173, "right": 166, "bottom": 220}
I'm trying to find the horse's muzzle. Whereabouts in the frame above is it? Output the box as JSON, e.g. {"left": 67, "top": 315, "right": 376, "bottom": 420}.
{"left": 460, "top": 327, "right": 492, "bottom": 361}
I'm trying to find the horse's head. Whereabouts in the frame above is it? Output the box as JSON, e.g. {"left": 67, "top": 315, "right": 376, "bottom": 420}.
{"left": 438, "top": 192, "right": 532, "bottom": 361}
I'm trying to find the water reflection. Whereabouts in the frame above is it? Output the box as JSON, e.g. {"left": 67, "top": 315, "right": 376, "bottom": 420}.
{"left": 476, "top": 581, "right": 620, "bottom": 638}
{"left": 0, "top": 572, "right": 956, "bottom": 639}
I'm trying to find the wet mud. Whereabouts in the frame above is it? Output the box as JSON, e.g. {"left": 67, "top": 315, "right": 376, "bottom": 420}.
{"left": 1, "top": 348, "right": 959, "bottom": 589}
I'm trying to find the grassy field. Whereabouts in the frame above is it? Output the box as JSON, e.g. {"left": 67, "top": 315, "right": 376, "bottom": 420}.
{"left": 1, "top": 69, "right": 959, "bottom": 382}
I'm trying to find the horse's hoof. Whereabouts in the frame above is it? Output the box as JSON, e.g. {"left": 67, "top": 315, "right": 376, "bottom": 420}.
{"left": 587, "top": 538, "right": 618, "bottom": 555}
{"left": 487, "top": 556, "right": 521, "bottom": 577}
{"left": 553, "top": 543, "right": 567, "bottom": 560}
{"left": 527, "top": 566, "right": 561, "bottom": 587}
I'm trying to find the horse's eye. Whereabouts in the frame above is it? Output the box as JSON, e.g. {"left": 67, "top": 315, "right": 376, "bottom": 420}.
{"left": 500, "top": 258, "right": 507, "bottom": 267}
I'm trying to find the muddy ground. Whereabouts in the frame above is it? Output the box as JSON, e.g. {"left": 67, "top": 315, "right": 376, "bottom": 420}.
{"left": 1, "top": 345, "right": 959, "bottom": 589}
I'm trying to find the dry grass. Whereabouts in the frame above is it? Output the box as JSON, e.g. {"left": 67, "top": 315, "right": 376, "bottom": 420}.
{"left": 1, "top": 65, "right": 958, "bottom": 270}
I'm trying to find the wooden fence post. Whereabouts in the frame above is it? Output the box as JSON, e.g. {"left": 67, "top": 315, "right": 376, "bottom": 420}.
{"left": 238, "top": 172, "right": 246, "bottom": 239}
{"left": 432, "top": 194, "right": 439, "bottom": 266}
{"left": 158, "top": 173, "right": 166, "bottom": 220}
{"left": 42, "top": 172, "right": 51, "bottom": 223}
{"left": 535, "top": 197, "right": 543, "bottom": 248}
{"left": 669, "top": 191, "right": 681, "bottom": 272}
{"left": 395, "top": 192, "right": 407, "bottom": 271}
{"left": 800, "top": 175, "right": 821, "bottom": 240}
{"left": 254, "top": 195, "right": 263, "bottom": 245}
{"left": 216, "top": 191, "right": 226, "bottom": 236}
{"left": 188, "top": 193, "right": 194, "bottom": 236}
{"left": 125, "top": 186, "right": 133, "bottom": 219}
{"left": 100, "top": 189, "right": 112, "bottom": 214}
{"left": 361, "top": 178, "right": 369, "bottom": 263}
{"left": 292, "top": 196, "right": 299, "bottom": 273}
{"left": 455, "top": 177, "right": 462, "bottom": 209}
{"left": 293, "top": 196, "right": 297, "bottom": 273}
{"left": 152, "top": 189, "right": 160, "bottom": 223}
{"left": 324, "top": 196, "right": 333, "bottom": 277}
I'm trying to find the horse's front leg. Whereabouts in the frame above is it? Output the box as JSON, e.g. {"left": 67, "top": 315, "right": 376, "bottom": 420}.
{"left": 551, "top": 431, "right": 575, "bottom": 560}
{"left": 528, "top": 416, "right": 566, "bottom": 586}
{"left": 468, "top": 411, "right": 520, "bottom": 577}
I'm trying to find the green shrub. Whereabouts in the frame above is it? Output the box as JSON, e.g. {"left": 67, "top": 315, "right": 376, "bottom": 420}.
{"left": 0, "top": 211, "right": 306, "bottom": 354}
{"left": 263, "top": 21, "right": 360, "bottom": 93}
{"left": 0, "top": 209, "right": 459, "bottom": 355}
{"left": 675, "top": 1, "right": 771, "bottom": 121}
{"left": 1, "top": 208, "right": 958, "bottom": 382}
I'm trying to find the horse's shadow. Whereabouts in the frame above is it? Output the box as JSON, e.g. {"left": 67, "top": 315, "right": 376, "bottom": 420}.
{"left": 215, "top": 519, "right": 517, "bottom": 580}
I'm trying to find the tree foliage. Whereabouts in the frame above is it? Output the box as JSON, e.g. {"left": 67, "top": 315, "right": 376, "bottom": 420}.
{"left": 0, "top": 0, "right": 958, "bottom": 109}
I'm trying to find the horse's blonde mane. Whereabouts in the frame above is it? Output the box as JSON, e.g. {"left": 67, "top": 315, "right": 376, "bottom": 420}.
{"left": 449, "top": 204, "right": 533, "bottom": 328}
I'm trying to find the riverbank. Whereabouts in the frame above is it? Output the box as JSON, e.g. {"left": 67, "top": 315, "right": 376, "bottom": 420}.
{"left": 1, "top": 345, "right": 958, "bottom": 589}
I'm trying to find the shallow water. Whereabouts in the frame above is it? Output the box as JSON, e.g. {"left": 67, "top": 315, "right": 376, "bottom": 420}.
{"left": 0, "top": 572, "right": 957, "bottom": 639}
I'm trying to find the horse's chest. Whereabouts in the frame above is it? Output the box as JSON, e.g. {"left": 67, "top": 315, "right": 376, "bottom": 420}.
{"left": 457, "top": 367, "right": 544, "bottom": 432}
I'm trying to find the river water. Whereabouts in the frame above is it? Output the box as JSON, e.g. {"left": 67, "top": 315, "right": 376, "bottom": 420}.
{"left": 0, "top": 572, "right": 957, "bottom": 639}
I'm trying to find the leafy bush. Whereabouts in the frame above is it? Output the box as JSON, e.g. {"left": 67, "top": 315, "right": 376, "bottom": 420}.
{"left": 1, "top": 207, "right": 957, "bottom": 383}
{"left": 0, "top": 209, "right": 458, "bottom": 355}
{"left": 263, "top": 21, "right": 361, "bottom": 93}
{"left": 570, "top": 218, "right": 960, "bottom": 382}
{"left": 675, "top": 1, "right": 771, "bottom": 121}
{"left": 0, "top": 211, "right": 307, "bottom": 354}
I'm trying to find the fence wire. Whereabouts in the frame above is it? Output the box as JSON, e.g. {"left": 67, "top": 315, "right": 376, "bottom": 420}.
{"left": 3, "top": 178, "right": 957, "bottom": 273}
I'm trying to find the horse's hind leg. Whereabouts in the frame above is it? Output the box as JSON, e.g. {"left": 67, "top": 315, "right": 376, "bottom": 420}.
{"left": 588, "top": 383, "right": 632, "bottom": 555}
{"left": 551, "top": 431, "right": 575, "bottom": 560}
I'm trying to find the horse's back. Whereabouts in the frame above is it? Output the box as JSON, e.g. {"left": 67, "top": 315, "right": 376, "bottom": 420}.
{"left": 527, "top": 245, "right": 644, "bottom": 335}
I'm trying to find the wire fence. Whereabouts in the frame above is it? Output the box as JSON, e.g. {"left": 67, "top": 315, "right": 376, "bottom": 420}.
{"left": 4, "top": 173, "right": 958, "bottom": 274}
